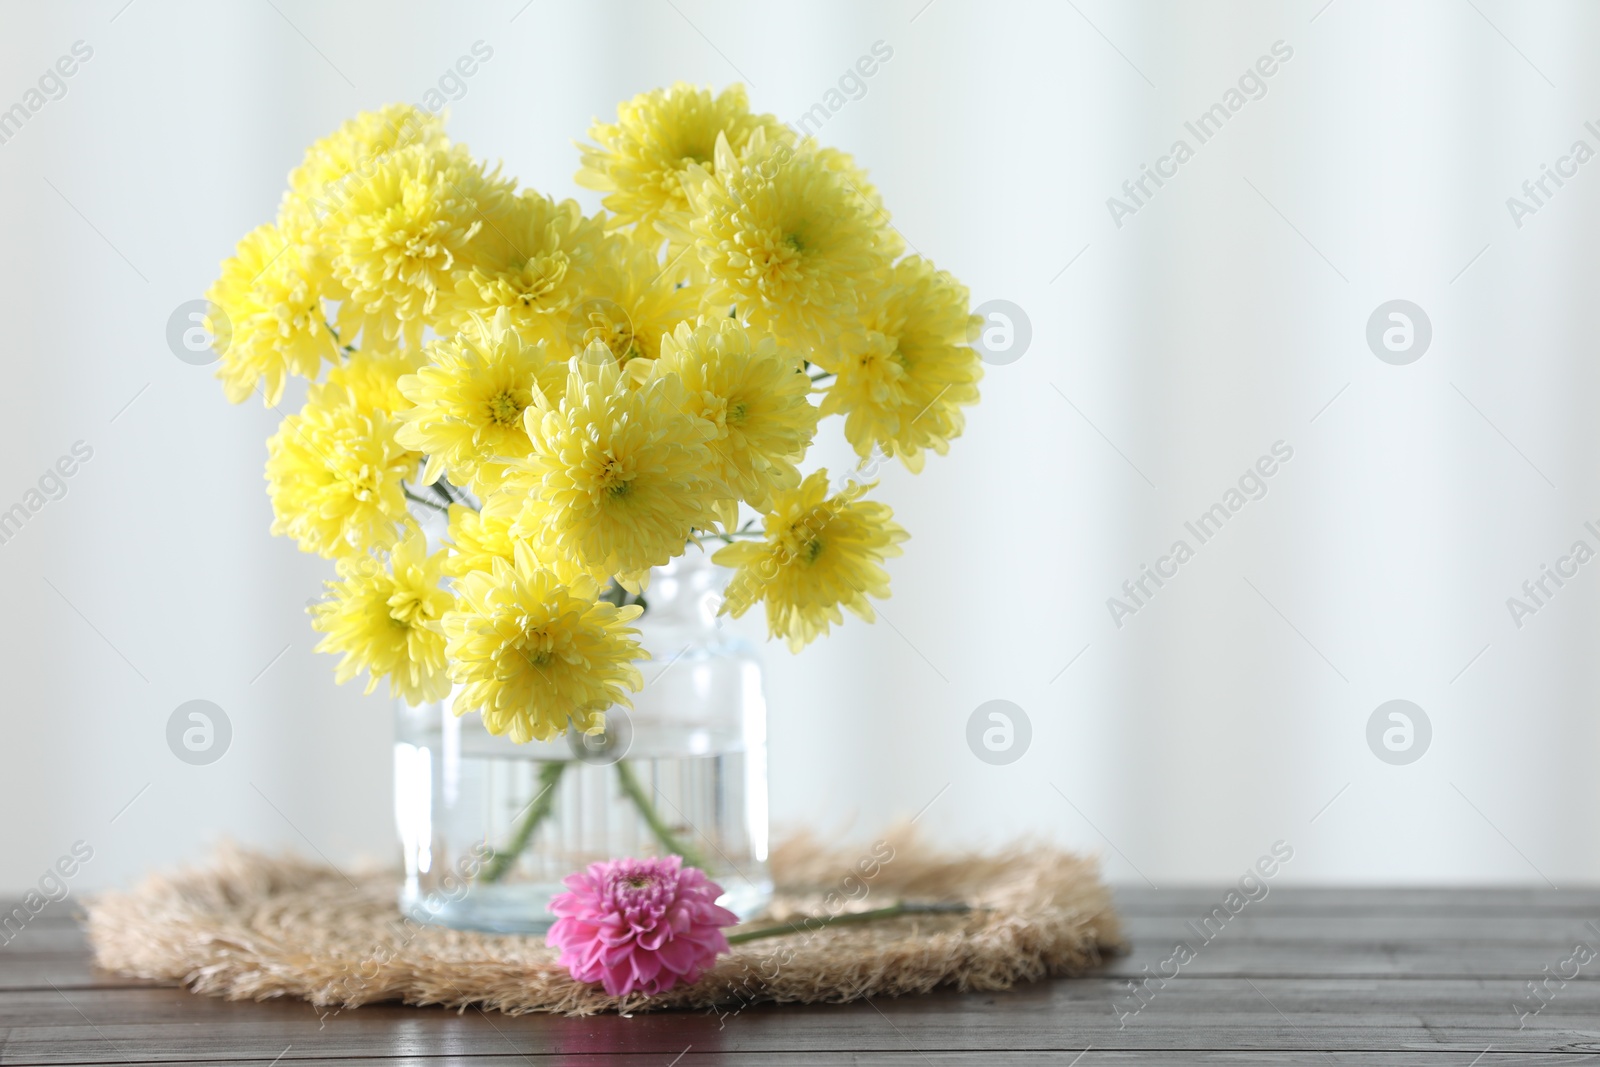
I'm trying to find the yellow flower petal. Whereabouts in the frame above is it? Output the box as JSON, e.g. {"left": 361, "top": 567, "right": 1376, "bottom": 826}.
{"left": 311, "top": 525, "right": 454, "bottom": 705}
{"left": 442, "top": 551, "right": 646, "bottom": 743}
{"left": 713, "top": 470, "right": 907, "bottom": 651}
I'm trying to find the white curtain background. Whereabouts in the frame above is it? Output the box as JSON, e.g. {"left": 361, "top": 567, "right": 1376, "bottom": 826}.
{"left": 3, "top": 0, "right": 1597, "bottom": 893}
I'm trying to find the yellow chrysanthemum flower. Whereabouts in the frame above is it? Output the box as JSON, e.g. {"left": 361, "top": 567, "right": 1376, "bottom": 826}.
{"left": 264, "top": 382, "right": 414, "bottom": 558}
{"left": 275, "top": 190, "right": 324, "bottom": 258}
{"left": 310, "top": 525, "right": 453, "bottom": 705}
{"left": 325, "top": 343, "right": 427, "bottom": 420}
{"left": 442, "top": 542, "right": 647, "bottom": 743}
{"left": 395, "top": 309, "right": 563, "bottom": 494}
{"left": 486, "top": 351, "right": 725, "bottom": 577}
{"left": 576, "top": 83, "right": 790, "bottom": 236}
{"left": 206, "top": 222, "right": 339, "bottom": 406}
{"left": 439, "top": 190, "right": 610, "bottom": 337}
{"left": 713, "top": 470, "right": 907, "bottom": 651}
{"left": 654, "top": 317, "right": 819, "bottom": 514}
{"left": 442, "top": 502, "right": 592, "bottom": 587}
{"left": 814, "top": 144, "right": 905, "bottom": 261}
{"left": 528, "top": 230, "right": 702, "bottom": 367}
{"left": 819, "top": 257, "right": 983, "bottom": 472}
{"left": 287, "top": 104, "right": 447, "bottom": 232}
{"left": 673, "top": 130, "right": 894, "bottom": 354}
{"left": 329, "top": 142, "right": 515, "bottom": 348}
{"left": 442, "top": 503, "right": 518, "bottom": 579}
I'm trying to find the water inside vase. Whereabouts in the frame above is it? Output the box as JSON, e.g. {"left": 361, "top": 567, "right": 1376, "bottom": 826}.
{"left": 395, "top": 718, "right": 771, "bottom": 933}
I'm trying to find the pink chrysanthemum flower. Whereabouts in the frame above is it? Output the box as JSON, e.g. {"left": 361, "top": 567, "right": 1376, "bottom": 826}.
{"left": 547, "top": 856, "right": 738, "bottom": 997}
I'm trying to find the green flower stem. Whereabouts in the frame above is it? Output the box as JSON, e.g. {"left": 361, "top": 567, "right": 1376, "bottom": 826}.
{"left": 694, "top": 520, "right": 764, "bottom": 546}
{"left": 479, "top": 760, "right": 568, "bottom": 883}
{"left": 725, "top": 901, "right": 971, "bottom": 945}
{"left": 701, "top": 529, "right": 766, "bottom": 544}
{"left": 614, "top": 759, "right": 710, "bottom": 871}
{"left": 428, "top": 480, "right": 457, "bottom": 510}
{"left": 402, "top": 489, "right": 449, "bottom": 514}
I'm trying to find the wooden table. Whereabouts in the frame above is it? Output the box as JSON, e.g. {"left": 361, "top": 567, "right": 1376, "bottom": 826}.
{"left": 5, "top": 887, "right": 1600, "bottom": 1064}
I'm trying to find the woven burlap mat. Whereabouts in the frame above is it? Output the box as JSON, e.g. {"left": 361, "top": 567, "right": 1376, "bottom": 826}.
{"left": 84, "top": 831, "right": 1122, "bottom": 1016}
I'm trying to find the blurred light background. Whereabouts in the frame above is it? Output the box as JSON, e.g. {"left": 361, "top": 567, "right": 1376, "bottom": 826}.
{"left": 3, "top": 0, "right": 1597, "bottom": 894}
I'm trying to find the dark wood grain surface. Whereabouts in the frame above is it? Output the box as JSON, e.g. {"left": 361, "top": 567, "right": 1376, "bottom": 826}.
{"left": 6, "top": 888, "right": 1600, "bottom": 1064}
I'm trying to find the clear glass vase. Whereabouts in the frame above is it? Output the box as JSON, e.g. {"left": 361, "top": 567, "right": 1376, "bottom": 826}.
{"left": 393, "top": 544, "right": 771, "bottom": 934}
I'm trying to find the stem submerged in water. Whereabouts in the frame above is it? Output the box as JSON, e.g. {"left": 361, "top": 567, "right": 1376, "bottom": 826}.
{"left": 479, "top": 760, "right": 568, "bottom": 883}
{"left": 476, "top": 758, "right": 719, "bottom": 885}
{"left": 614, "top": 759, "right": 711, "bottom": 871}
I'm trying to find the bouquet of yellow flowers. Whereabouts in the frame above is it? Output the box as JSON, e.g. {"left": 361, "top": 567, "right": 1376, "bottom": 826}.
{"left": 206, "top": 86, "right": 982, "bottom": 746}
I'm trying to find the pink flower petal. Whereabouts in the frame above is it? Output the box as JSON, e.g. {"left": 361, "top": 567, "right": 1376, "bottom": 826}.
{"left": 655, "top": 935, "right": 701, "bottom": 975}
{"left": 600, "top": 962, "right": 635, "bottom": 997}
{"left": 546, "top": 855, "right": 738, "bottom": 996}
{"left": 631, "top": 951, "right": 663, "bottom": 986}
